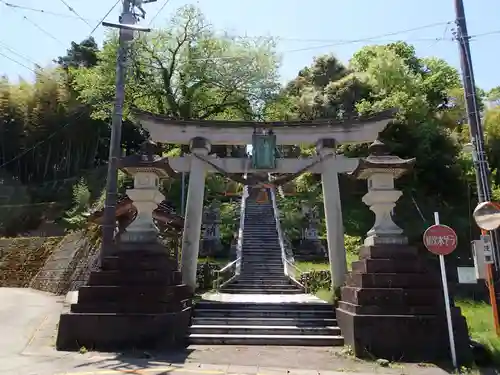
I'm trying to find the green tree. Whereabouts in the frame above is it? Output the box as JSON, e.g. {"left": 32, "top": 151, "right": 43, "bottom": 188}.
{"left": 71, "top": 5, "right": 280, "bottom": 121}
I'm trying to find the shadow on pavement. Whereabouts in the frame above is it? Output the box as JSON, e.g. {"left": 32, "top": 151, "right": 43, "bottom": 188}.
{"left": 71, "top": 348, "right": 195, "bottom": 372}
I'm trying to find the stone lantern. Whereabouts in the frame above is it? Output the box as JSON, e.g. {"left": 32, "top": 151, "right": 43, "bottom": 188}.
{"left": 119, "top": 140, "right": 170, "bottom": 243}
{"left": 56, "top": 140, "right": 192, "bottom": 352}
{"left": 351, "top": 139, "right": 415, "bottom": 247}
{"left": 337, "top": 139, "right": 472, "bottom": 364}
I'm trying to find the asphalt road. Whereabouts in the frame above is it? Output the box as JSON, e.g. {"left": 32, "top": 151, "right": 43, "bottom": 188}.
{"left": 0, "top": 288, "right": 450, "bottom": 375}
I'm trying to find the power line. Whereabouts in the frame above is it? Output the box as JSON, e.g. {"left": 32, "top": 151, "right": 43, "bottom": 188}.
{"left": 148, "top": 0, "right": 170, "bottom": 26}
{"left": 0, "top": 41, "right": 40, "bottom": 67}
{"left": 1, "top": 2, "right": 68, "bottom": 48}
{"left": 57, "top": 0, "right": 92, "bottom": 27}
{"left": 3, "top": 3, "right": 497, "bottom": 46}
{"left": 89, "top": 0, "right": 121, "bottom": 36}
{"left": 470, "top": 30, "right": 500, "bottom": 39}
{"left": 0, "top": 1, "right": 83, "bottom": 20}
{"left": 0, "top": 50, "right": 36, "bottom": 73}
{"left": 21, "top": 14, "right": 66, "bottom": 46}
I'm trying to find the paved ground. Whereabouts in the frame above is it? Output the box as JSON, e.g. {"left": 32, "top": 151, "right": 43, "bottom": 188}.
{"left": 0, "top": 288, "right": 465, "bottom": 375}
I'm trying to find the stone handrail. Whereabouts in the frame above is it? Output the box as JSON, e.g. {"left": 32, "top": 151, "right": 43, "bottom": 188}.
{"left": 269, "top": 186, "right": 304, "bottom": 289}
{"left": 213, "top": 257, "right": 241, "bottom": 292}
{"left": 269, "top": 186, "right": 295, "bottom": 264}
{"left": 235, "top": 182, "right": 248, "bottom": 275}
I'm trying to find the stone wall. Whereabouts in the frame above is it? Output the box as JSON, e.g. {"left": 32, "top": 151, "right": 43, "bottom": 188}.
{"left": 0, "top": 231, "right": 223, "bottom": 294}
{"left": 0, "top": 236, "right": 63, "bottom": 287}
{"left": 31, "top": 229, "right": 100, "bottom": 295}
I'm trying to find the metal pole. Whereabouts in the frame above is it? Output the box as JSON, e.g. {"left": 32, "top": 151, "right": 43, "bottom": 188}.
{"left": 101, "top": 0, "right": 135, "bottom": 262}
{"left": 433, "top": 212, "right": 458, "bottom": 368}
{"left": 454, "top": 0, "right": 490, "bottom": 203}
{"left": 454, "top": 0, "right": 500, "bottom": 333}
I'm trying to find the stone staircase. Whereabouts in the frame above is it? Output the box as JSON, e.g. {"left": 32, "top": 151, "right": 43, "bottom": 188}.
{"left": 220, "top": 195, "right": 303, "bottom": 294}
{"left": 188, "top": 187, "right": 343, "bottom": 346}
{"left": 189, "top": 301, "right": 343, "bottom": 345}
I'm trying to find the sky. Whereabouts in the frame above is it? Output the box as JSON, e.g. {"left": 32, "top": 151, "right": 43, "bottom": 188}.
{"left": 0, "top": 0, "right": 498, "bottom": 91}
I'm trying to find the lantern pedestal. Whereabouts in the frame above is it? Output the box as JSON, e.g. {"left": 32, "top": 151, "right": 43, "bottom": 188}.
{"left": 56, "top": 248, "right": 192, "bottom": 351}
{"left": 336, "top": 244, "right": 472, "bottom": 363}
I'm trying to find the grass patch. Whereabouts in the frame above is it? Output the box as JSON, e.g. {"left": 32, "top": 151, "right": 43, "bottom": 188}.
{"left": 296, "top": 251, "right": 359, "bottom": 273}
{"left": 315, "top": 288, "right": 334, "bottom": 303}
{"left": 457, "top": 299, "right": 500, "bottom": 365}
{"left": 198, "top": 257, "right": 227, "bottom": 266}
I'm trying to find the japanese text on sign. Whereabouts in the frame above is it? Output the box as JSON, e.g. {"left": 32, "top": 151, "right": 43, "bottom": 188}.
{"left": 424, "top": 235, "right": 457, "bottom": 248}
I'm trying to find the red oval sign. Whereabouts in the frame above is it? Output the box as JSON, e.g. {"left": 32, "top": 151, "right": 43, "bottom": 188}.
{"left": 423, "top": 224, "right": 458, "bottom": 255}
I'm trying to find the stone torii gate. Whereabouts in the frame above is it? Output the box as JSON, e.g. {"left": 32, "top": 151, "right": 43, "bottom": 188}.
{"left": 133, "top": 109, "right": 396, "bottom": 291}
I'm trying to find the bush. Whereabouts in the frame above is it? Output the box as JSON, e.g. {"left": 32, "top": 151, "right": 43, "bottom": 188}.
{"left": 299, "top": 270, "right": 331, "bottom": 293}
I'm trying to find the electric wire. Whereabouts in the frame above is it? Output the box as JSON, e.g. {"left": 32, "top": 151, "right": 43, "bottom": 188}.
{"left": 58, "top": 0, "right": 92, "bottom": 27}
{"left": 0, "top": 2, "right": 66, "bottom": 47}
{"left": 148, "top": 0, "right": 171, "bottom": 26}
{"left": 21, "top": 15, "right": 65, "bottom": 46}
{"left": 89, "top": 0, "right": 121, "bottom": 36}
{"left": 1, "top": 3, "right": 499, "bottom": 44}
{"left": 0, "top": 2, "right": 457, "bottom": 43}
{"left": 0, "top": 50, "right": 36, "bottom": 73}
{"left": 0, "top": 17, "right": 496, "bottom": 167}
{"left": 0, "top": 41, "right": 40, "bottom": 67}
{"left": 0, "top": 1, "right": 84, "bottom": 20}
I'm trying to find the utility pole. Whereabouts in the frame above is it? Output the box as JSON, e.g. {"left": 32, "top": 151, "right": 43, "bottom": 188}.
{"left": 454, "top": 0, "right": 500, "bottom": 335}
{"left": 100, "top": 0, "right": 155, "bottom": 261}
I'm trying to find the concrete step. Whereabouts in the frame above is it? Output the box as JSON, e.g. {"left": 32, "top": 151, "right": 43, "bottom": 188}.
{"left": 241, "top": 264, "right": 283, "bottom": 268}
{"left": 233, "top": 280, "right": 291, "bottom": 285}
{"left": 219, "top": 288, "right": 303, "bottom": 294}
{"left": 193, "top": 310, "right": 334, "bottom": 319}
{"left": 189, "top": 325, "right": 341, "bottom": 336}
{"left": 223, "top": 284, "right": 298, "bottom": 290}
{"left": 191, "top": 317, "right": 338, "bottom": 326}
{"left": 243, "top": 225, "right": 276, "bottom": 228}
{"left": 242, "top": 247, "right": 280, "bottom": 250}
{"left": 235, "top": 279, "right": 288, "bottom": 283}
{"left": 242, "top": 236, "right": 279, "bottom": 239}
{"left": 241, "top": 259, "right": 281, "bottom": 262}
{"left": 187, "top": 333, "right": 344, "bottom": 346}
{"left": 238, "top": 272, "right": 285, "bottom": 276}
{"left": 236, "top": 275, "right": 288, "bottom": 279}
{"left": 242, "top": 235, "right": 278, "bottom": 237}
{"left": 243, "top": 229, "right": 276, "bottom": 231}
{"left": 195, "top": 302, "right": 333, "bottom": 311}
{"left": 241, "top": 267, "right": 284, "bottom": 271}
{"left": 242, "top": 244, "right": 280, "bottom": 247}
{"left": 242, "top": 248, "right": 281, "bottom": 251}
{"left": 239, "top": 273, "right": 285, "bottom": 277}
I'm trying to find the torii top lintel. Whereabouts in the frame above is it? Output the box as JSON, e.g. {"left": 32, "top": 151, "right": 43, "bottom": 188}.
{"left": 132, "top": 108, "right": 397, "bottom": 146}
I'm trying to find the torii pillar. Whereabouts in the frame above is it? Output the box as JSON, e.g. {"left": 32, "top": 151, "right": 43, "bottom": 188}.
{"left": 316, "top": 138, "right": 357, "bottom": 291}
{"left": 181, "top": 137, "right": 211, "bottom": 291}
